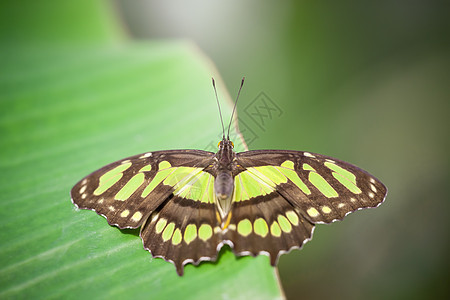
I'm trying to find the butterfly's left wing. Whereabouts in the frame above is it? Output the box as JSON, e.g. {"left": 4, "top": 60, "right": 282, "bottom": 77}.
{"left": 71, "top": 149, "right": 223, "bottom": 275}
{"left": 224, "top": 150, "right": 387, "bottom": 264}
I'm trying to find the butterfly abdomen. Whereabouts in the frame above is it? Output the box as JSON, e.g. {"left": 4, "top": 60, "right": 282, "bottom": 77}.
{"left": 214, "top": 171, "right": 234, "bottom": 222}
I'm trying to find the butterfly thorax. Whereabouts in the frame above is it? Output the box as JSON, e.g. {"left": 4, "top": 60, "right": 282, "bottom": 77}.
{"left": 213, "top": 138, "right": 236, "bottom": 227}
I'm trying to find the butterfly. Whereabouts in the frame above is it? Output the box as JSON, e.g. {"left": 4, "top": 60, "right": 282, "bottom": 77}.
{"left": 71, "top": 78, "right": 387, "bottom": 275}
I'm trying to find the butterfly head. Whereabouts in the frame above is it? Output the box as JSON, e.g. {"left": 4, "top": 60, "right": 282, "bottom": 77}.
{"left": 214, "top": 137, "right": 236, "bottom": 171}
{"left": 216, "top": 137, "right": 235, "bottom": 160}
{"left": 217, "top": 139, "right": 234, "bottom": 150}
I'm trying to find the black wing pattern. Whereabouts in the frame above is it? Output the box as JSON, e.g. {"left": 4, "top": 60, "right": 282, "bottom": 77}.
{"left": 72, "top": 149, "right": 387, "bottom": 275}
{"left": 222, "top": 150, "right": 387, "bottom": 266}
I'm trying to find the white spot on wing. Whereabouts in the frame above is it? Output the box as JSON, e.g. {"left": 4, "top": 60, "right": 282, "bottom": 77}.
{"left": 321, "top": 206, "right": 332, "bottom": 214}
{"left": 79, "top": 185, "right": 87, "bottom": 194}
{"left": 140, "top": 152, "right": 152, "bottom": 159}
{"left": 228, "top": 224, "right": 236, "bottom": 231}
{"left": 303, "top": 152, "right": 316, "bottom": 158}
{"left": 150, "top": 213, "right": 159, "bottom": 223}
{"left": 370, "top": 184, "right": 377, "bottom": 193}
{"left": 131, "top": 211, "right": 143, "bottom": 222}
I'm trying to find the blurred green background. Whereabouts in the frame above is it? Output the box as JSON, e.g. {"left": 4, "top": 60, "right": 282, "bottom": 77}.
{"left": 1, "top": 0, "right": 449, "bottom": 299}
{"left": 118, "top": 1, "right": 450, "bottom": 299}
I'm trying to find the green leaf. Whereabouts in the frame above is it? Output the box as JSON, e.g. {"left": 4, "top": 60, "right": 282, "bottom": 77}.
{"left": 0, "top": 2, "right": 282, "bottom": 298}
{"left": 0, "top": 0, "right": 123, "bottom": 44}
{"left": 0, "top": 16, "right": 283, "bottom": 300}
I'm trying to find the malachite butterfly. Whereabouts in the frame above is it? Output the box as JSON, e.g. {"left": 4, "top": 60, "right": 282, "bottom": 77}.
{"left": 71, "top": 78, "right": 387, "bottom": 275}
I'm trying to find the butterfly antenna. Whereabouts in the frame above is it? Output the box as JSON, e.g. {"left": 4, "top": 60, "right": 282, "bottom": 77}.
{"left": 227, "top": 77, "right": 245, "bottom": 139}
{"left": 212, "top": 77, "right": 225, "bottom": 139}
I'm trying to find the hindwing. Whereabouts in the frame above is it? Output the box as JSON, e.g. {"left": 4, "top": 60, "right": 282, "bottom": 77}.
{"left": 141, "top": 195, "right": 221, "bottom": 274}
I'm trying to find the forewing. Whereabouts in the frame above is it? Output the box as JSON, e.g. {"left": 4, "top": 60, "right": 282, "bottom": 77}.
{"left": 71, "top": 150, "right": 215, "bottom": 229}
{"left": 236, "top": 150, "right": 387, "bottom": 224}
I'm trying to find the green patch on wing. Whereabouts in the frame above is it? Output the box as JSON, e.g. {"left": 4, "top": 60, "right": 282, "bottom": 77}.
{"left": 94, "top": 162, "right": 132, "bottom": 196}
{"left": 233, "top": 160, "right": 313, "bottom": 202}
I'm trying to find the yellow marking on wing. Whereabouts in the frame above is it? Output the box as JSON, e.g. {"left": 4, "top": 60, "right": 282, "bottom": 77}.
{"left": 141, "top": 161, "right": 175, "bottom": 197}
{"left": 237, "top": 219, "right": 252, "bottom": 237}
{"left": 155, "top": 218, "right": 167, "bottom": 234}
{"left": 94, "top": 162, "right": 132, "bottom": 196}
{"left": 222, "top": 212, "right": 232, "bottom": 230}
{"left": 270, "top": 221, "right": 281, "bottom": 237}
{"left": 183, "top": 224, "right": 197, "bottom": 245}
{"left": 321, "top": 206, "right": 332, "bottom": 214}
{"left": 233, "top": 166, "right": 285, "bottom": 202}
{"left": 254, "top": 218, "right": 269, "bottom": 237}
{"left": 278, "top": 160, "right": 311, "bottom": 195}
{"left": 115, "top": 173, "right": 145, "bottom": 201}
{"left": 162, "top": 222, "right": 175, "bottom": 241}
{"left": 139, "top": 165, "right": 152, "bottom": 172}
{"left": 198, "top": 224, "right": 213, "bottom": 241}
{"left": 172, "top": 228, "right": 182, "bottom": 245}
{"left": 303, "top": 163, "right": 315, "bottom": 171}
{"left": 215, "top": 211, "right": 221, "bottom": 224}
{"left": 277, "top": 215, "right": 292, "bottom": 233}
{"left": 308, "top": 172, "right": 338, "bottom": 198}
{"left": 285, "top": 211, "right": 299, "bottom": 226}
{"left": 233, "top": 161, "right": 314, "bottom": 202}
{"left": 175, "top": 170, "right": 214, "bottom": 203}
